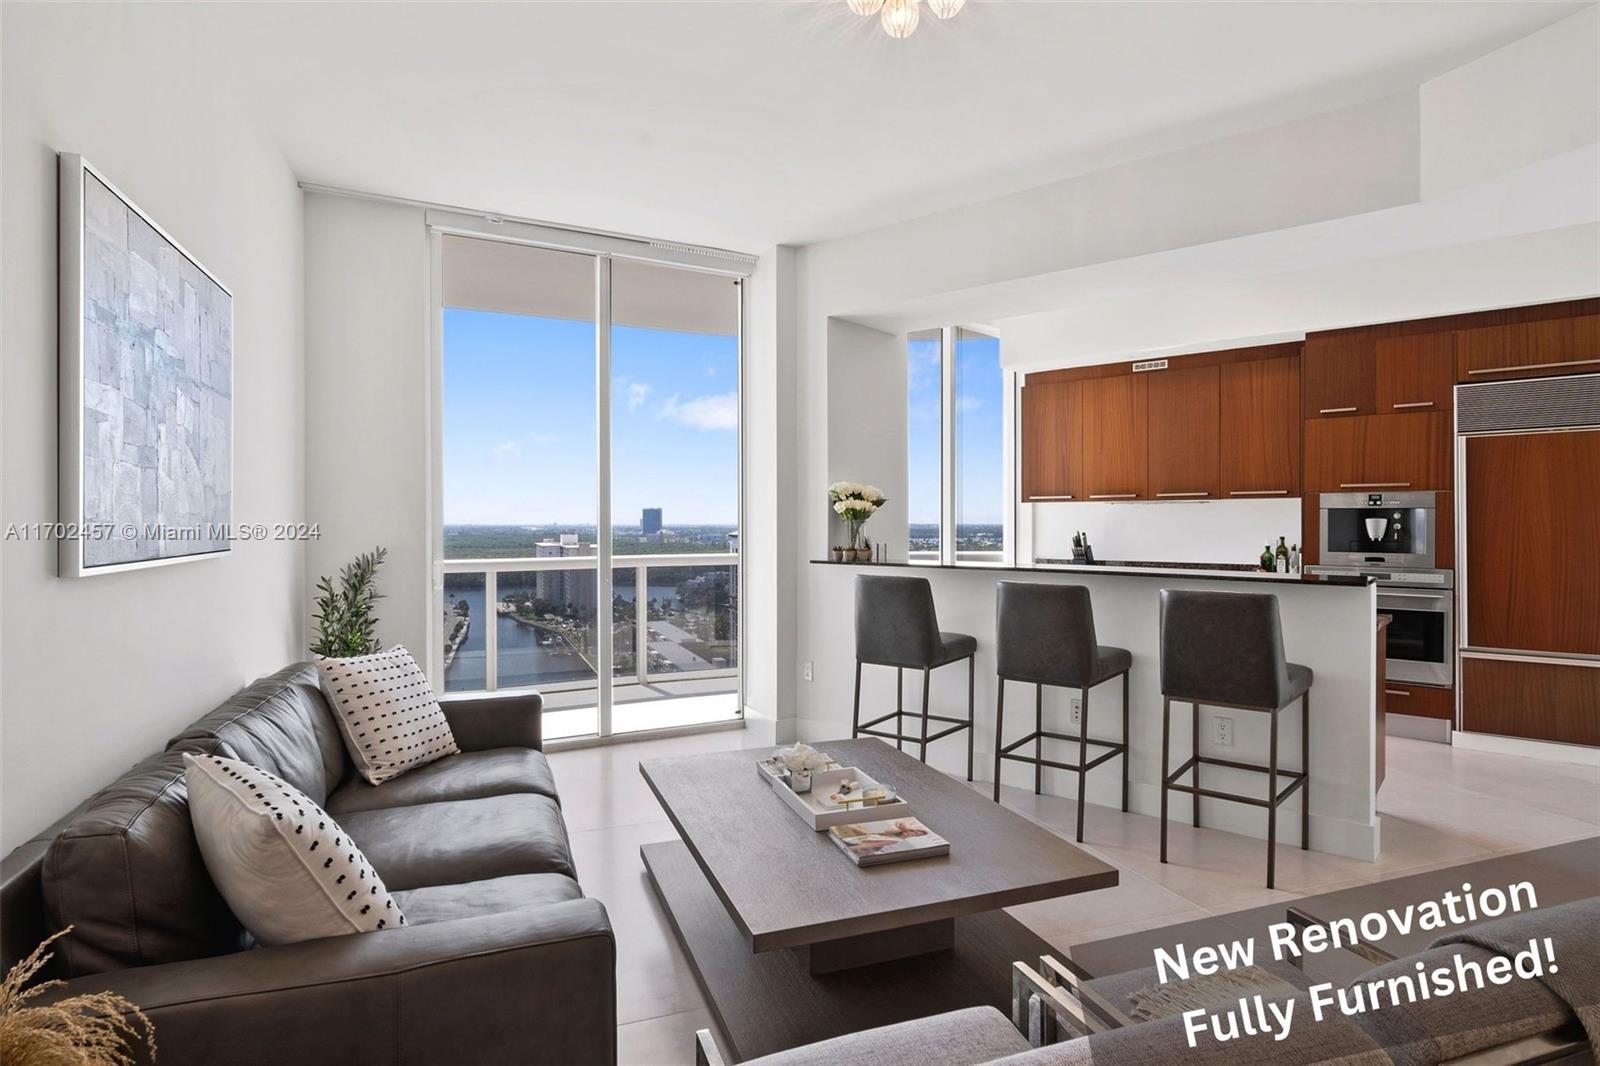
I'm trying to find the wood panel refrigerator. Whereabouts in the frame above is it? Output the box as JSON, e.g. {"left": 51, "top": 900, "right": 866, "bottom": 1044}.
{"left": 1456, "top": 373, "right": 1600, "bottom": 749}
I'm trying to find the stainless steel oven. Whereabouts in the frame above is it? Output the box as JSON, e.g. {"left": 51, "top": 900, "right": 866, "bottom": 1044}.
{"left": 1376, "top": 583, "right": 1454, "bottom": 687}
{"left": 1319, "top": 491, "right": 1438, "bottom": 569}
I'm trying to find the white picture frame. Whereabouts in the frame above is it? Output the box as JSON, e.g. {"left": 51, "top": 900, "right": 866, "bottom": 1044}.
{"left": 58, "top": 153, "right": 234, "bottom": 577}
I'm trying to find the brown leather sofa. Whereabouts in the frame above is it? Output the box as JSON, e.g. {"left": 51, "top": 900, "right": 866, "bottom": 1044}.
{"left": 0, "top": 663, "right": 615, "bottom": 1065}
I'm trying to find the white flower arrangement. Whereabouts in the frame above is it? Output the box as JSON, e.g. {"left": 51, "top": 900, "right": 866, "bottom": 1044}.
{"left": 828, "top": 482, "right": 888, "bottom": 554}
{"left": 776, "top": 742, "right": 831, "bottom": 773}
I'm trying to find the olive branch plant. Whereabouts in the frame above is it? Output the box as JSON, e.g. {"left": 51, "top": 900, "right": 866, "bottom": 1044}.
{"left": 311, "top": 546, "right": 388, "bottom": 657}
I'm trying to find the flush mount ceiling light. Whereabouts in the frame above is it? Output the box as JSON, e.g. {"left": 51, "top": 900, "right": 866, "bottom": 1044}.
{"left": 846, "top": 0, "right": 966, "bottom": 40}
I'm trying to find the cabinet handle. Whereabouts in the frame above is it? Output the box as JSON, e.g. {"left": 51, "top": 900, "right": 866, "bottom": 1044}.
{"left": 1029, "top": 495, "right": 1074, "bottom": 500}
{"left": 1340, "top": 481, "right": 1411, "bottom": 488}
{"left": 1228, "top": 489, "right": 1289, "bottom": 496}
{"left": 1155, "top": 492, "right": 1209, "bottom": 498}
{"left": 1467, "top": 358, "right": 1600, "bottom": 375}
{"left": 1318, "top": 406, "right": 1358, "bottom": 414}
{"left": 1391, "top": 401, "right": 1434, "bottom": 409}
{"left": 1384, "top": 688, "right": 1410, "bottom": 697}
{"left": 1088, "top": 493, "right": 1138, "bottom": 500}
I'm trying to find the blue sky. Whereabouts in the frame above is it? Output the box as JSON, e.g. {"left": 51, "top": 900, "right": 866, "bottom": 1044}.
{"left": 444, "top": 308, "right": 738, "bottom": 525}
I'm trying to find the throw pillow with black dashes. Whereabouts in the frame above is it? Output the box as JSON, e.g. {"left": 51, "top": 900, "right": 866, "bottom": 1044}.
{"left": 315, "top": 645, "right": 459, "bottom": 785}
{"left": 184, "top": 753, "right": 405, "bottom": 946}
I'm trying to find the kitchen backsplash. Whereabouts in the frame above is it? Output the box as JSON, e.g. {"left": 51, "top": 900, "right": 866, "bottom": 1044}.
{"left": 1030, "top": 497, "right": 1302, "bottom": 566}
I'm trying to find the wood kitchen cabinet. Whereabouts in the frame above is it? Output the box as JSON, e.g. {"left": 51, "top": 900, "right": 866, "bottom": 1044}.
{"left": 1381, "top": 682, "right": 1454, "bottom": 721}
{"left": 1303, "top": 334, "right": 1376, "bottom": 418}
{"left": 1376, "top": 333, "right": 1454, "bottom": 413}
{"left": 1456, "top": 314, "right": 1600, "bottom": 382}
{"left": 1462, "top": 657, "right": 1600, "bottom": 748}
{"left": 1020, "top": 380, "right": 1082, "bottom": 502}
{"left": 1080, "top": 374, "right": 1148, "bottom": 500}
{"left": 1463, "top": 430, "right": 1600, "bottom": 657}
{"left": 1146, "top": 365, "right": 1219, "bottom": 499}
{"left": 1303, "top": 411, "right": 1451, "bottom": 493}
{"left": 1219, "top": 357, "right": 1300, "bottom": 498}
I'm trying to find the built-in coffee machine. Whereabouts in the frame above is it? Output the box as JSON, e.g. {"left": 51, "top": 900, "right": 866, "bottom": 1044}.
{"left": 1310, "top": 491, "right": 1452, "bottom": 687}
{"left": 1318, "top": 490, "right": 1437, "bottom": 569}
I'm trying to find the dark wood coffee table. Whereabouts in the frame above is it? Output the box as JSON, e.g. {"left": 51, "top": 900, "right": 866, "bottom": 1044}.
{"left": 639, "top": 738, "right": 1118, "bottom": 1061}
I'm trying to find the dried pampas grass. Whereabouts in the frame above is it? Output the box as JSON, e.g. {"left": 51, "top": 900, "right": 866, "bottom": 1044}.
{"left": 0, "top": 927, "right": 155, "bottom": 1066}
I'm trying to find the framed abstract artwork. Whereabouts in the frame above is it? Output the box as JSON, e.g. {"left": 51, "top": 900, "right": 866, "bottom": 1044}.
{"left": 58, "top": 154, "right": 233, "bottom": 576}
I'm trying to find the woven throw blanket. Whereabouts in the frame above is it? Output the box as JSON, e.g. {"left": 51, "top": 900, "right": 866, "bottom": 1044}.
{"left": 1431, "top": 895, "right": 1600, "bottom": 1054}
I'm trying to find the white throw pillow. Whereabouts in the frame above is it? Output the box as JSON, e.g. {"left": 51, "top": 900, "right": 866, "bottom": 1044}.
{"left": 315, "top": 645, "right": 459, "bottom": 785}
{"left": 184, "top": 753, "right": 405, "bottom": 946}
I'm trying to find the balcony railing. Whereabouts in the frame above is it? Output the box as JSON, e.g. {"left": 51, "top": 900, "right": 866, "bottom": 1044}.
{"left": 441, "top": 553, "right": 738, "bottom": 695}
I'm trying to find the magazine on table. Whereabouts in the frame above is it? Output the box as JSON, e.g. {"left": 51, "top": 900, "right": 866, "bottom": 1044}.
{"left": 827, "top": 817, "right": 949, "bottom": 866}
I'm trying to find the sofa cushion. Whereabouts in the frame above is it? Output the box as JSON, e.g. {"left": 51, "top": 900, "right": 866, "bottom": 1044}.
{"left": 391, "top": 872, "right": 582, "bottom": 925}
{"left": 742, "top": 1007, "right": 1030, "bottom": 1066}
{"left": 42, "top": 738, "right": 247, "bottom": 977}
{"left": 185, "top": 754, "right": 407, "bottom": 946}
{"left": 324, "top": 748, "right": 559, "bottom": 816}
{"left": 315, "top": 646, "right": 459, "bottom": 786}
{"left": 167, "top": 663, "right": 347, "bottom": 807}
{"left": 337, "top": 794, "right": 574, "bottom": 891}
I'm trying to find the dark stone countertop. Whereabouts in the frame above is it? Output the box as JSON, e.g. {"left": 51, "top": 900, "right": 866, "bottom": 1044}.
{"left": 809, "top": 557, "right": 1374, "bottom": 588}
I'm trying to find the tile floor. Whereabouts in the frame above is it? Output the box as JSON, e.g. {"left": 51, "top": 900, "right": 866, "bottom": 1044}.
{"left": 550, "top": 729, "right": 1600, "bottom": 1065}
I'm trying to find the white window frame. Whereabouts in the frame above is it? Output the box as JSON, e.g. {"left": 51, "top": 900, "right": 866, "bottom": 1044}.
{"left": 425, "top": 211, "right": 753, "bottom": 743}
{"left": 914, "top": 324, "right": 1015, "bottom": 567}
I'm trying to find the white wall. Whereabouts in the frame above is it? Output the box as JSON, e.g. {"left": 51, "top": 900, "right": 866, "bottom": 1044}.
{"left": 302, "top": 194, "right": 431, "bottom": 658}
{"left": 826, "top": 318, "right": 907, "bottom": 556}
{"left": 1, "top": 5, "right": 305, "bottom": 851}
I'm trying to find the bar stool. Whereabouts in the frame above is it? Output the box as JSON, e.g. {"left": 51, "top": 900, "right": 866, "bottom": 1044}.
{"left": 1158, "top": 589, "right": 1313, "bottom": 889}
{"left": 851, "top": 575, "right": 976, "bottom": 777}
{"left": 992, "top": 582, "right": 1131, "bottom": 843}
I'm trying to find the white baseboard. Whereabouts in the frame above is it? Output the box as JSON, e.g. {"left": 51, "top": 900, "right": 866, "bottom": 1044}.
{"left": 1452, "top": 729, "right": 1600, "bottom": 767}
{"left": 1386, "top": 713, "right": 1451, "bottom": 743}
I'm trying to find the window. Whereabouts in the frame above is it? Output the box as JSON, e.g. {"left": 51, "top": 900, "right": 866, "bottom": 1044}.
{"left": 906, "top": 329, "right": 942, "bottom": 562}
{"left": 906, "top": 325, "right": 1010, "bottom": 565}
{"left": 436, "top": 231, "right": 743, "bottom": 741}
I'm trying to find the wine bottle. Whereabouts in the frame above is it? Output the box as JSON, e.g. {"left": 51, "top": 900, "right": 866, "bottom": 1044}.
{"left": 1275, "top": 537, "right": 1289, "bottom": 573}
{"left": 1260, "top": 544, "right": 1274, "bottom": 572}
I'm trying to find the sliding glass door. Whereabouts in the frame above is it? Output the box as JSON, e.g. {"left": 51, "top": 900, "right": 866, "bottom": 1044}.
{"left": 436, "top": 233, "right": 742, "bottom": 741}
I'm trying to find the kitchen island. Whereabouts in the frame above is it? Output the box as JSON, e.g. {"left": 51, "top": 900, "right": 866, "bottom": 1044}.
{"left": 806, "top": 559, "right": 1382, "bottom": 861}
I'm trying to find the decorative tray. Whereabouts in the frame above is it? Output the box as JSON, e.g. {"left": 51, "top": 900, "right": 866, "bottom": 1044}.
{"left": 758, "top": 763, "right": 913, "bottom": 830}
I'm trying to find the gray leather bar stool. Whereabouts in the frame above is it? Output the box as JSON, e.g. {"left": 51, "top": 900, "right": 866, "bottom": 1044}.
{"left": 992, "top": 582, "right": 1131, "bottom": 843}
{"left": 1158, "top": 588, "right": 1313, "bottom": 889}
{"left": 852, "top": 574, "right": 976, "bottom": 777}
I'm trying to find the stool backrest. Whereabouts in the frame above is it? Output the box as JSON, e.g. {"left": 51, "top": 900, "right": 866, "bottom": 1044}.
{"left": 855, "top": 574, "right": 943, "bottom": 668}
{"left": 1159, "top": 588, "right": 1293, "bottom": 709}
{"left": 995, "top": 582, "right": 1098, "bottom": 687}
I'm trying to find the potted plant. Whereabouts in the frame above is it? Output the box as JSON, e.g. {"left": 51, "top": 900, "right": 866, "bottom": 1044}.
{"left": 311, "top": 546, "right": 387, "bottom": 656}
{"left": 828, "top": 482, "right": 887, "bottom": 562}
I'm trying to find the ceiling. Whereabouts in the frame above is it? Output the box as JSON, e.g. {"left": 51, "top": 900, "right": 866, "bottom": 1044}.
{"left": 174, "top": 1, "right": 1586, "bottom": 250}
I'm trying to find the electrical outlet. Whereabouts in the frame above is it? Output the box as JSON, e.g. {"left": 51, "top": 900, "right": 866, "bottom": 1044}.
{"left": 1215, "top": 716, "right": 1234, "bottom": 747}
{"left": 802, "top": 660, "right": 814, "bottom": 682}
{"left": 1068, "top": 696, "right": 1082, "bottom": 726}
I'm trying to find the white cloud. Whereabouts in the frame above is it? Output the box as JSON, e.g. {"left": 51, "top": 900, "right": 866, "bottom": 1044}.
{"left": 659, "top": 391, "right": 738, "bottom": 431}
{"left": 625, "top": 380, "right": 652, "bottom": 411}
{"left": 490, "top": 440, "right": 522, "bottom": 462}
{"left": 957, "top": 395, "right": 982, "bottom": 413}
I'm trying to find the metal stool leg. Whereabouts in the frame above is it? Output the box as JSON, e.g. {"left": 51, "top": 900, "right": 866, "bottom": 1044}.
{"left": 1076, "top": 685, "right": 1089, "bottom": 843}
{"left": 851, "top": 661, "right": 863, "bottom": 738}
{"left": 1160, "top": 696, "right": 1171, "bottom": 864}
{"left": 1192, "top": 701, "right": 1201, "bottom": 828}
{"left": 1034, "top": 684, "right": 1044, "bottom": 795}
{"left": 1301, "top": 690, "right": 1310, "bottom": 851}
{"left": 896, "top": 668, "right": 904, "bottom": 751}
{"left": 1121, "top": 671, "right": 1130, "bottom": 814}
{"left": 919, "top": 666, "right": 932, "bottom": 763}
{"left": 993, "top": 678, "right": 1006, "bottom": 802}
{"left": 1267, "top": 706, "right": 1280, "bottom": 890}
{"left": 967, "top": 655, "right": 975, "bottom": 782}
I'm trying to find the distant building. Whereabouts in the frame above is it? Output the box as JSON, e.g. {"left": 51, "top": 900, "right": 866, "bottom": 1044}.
{"left": 727, "top": 530, "right": 739, "bottom": 554}
{"left": 535, "top": 534, "right": 597, "bottom": 614}
{"left": 641, "top": 508, "right": 662, "bottom": 535}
